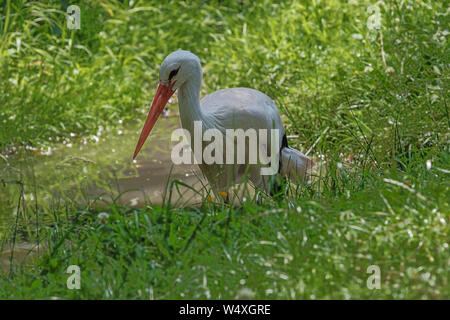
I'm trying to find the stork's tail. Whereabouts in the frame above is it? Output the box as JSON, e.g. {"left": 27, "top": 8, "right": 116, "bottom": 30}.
{"left": 279, "top": 147, "right": 314, "bottom": 183}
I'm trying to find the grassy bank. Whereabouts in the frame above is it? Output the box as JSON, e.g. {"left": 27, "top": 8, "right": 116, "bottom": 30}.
{"left": 1, "top": 154, "right": 449, "bottom": 299}
{"left": 0, "top": 0, "right": 449, "bottom": 298}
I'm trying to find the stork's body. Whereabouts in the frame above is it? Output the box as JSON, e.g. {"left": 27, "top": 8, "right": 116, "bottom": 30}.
{"left": 134, "top": 50, "right": 312, "bottom": 198}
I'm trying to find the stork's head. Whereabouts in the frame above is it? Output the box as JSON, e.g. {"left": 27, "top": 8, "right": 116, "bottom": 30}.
{"left": 133, "top": 50, "right": 201, "bottom": 159}
{"left": 159, "top": 50, "right": 202, "bottom": 91}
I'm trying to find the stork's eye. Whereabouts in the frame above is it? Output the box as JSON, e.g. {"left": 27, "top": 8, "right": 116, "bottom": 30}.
{"left": 169, "top": 67, "right": 180, "bottom": 80}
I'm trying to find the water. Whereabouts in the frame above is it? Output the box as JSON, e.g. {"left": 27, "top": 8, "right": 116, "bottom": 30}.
{"left": 0, "top": 242, "right": 43, "bottom": 274}
{"left": 0, "top": 114, "right": 205, "bottom": 232}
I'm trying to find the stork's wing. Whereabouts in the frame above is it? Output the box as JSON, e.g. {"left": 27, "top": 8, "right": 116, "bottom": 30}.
{"left": 200, "top": 87, "right": 285, "bottom": 136}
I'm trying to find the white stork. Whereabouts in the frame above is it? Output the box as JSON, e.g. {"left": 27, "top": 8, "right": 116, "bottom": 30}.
{"left": 133, "top": 50, "right": 313, "bottom": 201}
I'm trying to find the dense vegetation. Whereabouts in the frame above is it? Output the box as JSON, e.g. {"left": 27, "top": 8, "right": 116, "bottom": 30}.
{"left": 0, "top": 0, "right": 448, "bottom": 299}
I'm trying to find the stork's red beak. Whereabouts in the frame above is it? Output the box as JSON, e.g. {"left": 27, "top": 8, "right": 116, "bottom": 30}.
{"left": 133, "top": 82, "right": 176, "bottom": 159}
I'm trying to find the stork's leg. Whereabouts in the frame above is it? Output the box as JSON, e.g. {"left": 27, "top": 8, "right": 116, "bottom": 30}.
{"left": 249, "top": 165, "right": 286, "bottom": 201}
{"left": 255, "top": 190, "right": 263, "bottom": 205}
{"left": 199, "top": 163, "right": 230, "bottom": 203}
{"left": 217, "top": 191, "right": 230, "bottom": 203}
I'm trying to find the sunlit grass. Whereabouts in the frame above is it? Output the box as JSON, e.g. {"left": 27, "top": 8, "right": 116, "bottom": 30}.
{"left": 0, "top": 0, "right": 448, "bottom": 299}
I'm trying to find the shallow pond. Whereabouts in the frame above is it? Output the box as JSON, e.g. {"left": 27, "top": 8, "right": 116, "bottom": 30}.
{"left": 0, "top": 113, "right": 205, "bottom": 233}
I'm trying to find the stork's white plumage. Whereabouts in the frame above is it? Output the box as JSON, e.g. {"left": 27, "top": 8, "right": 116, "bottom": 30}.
{"left": 133, "top": 50, "right": 313, "bottom": 199}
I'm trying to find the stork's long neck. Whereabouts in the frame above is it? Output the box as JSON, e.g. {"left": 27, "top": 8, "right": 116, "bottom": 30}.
{"left": 177, "top": 72, "right": 212, "bottom": 136}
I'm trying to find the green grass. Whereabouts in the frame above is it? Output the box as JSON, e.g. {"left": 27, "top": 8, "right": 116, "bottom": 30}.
{"left": 0, "top": 0, "right": 449, "bottom": 299}
{"left": 1, "top": 154, "right": 448, "bottom": 299}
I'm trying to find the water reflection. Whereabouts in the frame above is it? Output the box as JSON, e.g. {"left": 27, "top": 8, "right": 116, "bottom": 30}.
{"left": 0, "top": 115, "right": 204, "bottom": 229}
